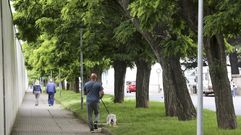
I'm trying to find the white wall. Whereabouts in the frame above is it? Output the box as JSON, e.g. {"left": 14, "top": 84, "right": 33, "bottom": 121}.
{"left": 102, "top": 63, "right": 162, "bottom": 95}
{"left": 0, "top": 0, "right": 4, "bottom": 133}
{"left": 0, "top": 0, "right": 27, "bottom": 134}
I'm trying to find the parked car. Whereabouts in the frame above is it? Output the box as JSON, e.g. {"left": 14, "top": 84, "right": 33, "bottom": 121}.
{"left": 126, "top": 81, "right": 136, "bottom": 93}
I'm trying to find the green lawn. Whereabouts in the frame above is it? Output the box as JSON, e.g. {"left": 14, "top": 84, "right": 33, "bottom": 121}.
{"left": 55, "top": 90, "right": 241, "bottom": 135}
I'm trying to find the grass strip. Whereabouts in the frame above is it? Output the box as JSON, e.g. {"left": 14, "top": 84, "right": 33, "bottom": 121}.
{"left": 55, "top": 90, "right": 241, "bottom": 135}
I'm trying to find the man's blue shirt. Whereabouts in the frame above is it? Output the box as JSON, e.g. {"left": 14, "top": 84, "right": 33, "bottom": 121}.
{"left": 46, "top": 82, "right": 56, "bottom": 93}
{"left": 84, "top": 80, "right": 103, "bottom": 103}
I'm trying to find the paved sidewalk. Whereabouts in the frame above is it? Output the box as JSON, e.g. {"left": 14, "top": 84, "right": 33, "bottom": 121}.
{"left": 11, "top": 93, "right": 105, "bottom": 135}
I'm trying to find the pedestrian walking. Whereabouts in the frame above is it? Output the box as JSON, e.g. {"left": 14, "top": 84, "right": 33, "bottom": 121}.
{"left": 84, "top": 73, "right": 104, "bottom": 133}
{"left": 231, "top": 82, "right": 237, "bottom": 97}
{"left": 33, "top": 80, "right": 42, "bottom": 106}
{"left": 46, "top": 79, "right": 56, "bottom": 106}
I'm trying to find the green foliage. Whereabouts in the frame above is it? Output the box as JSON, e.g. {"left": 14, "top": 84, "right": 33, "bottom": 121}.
{"left": 14, "top": 0, "right": 241, "bottom": 77}
{"left": 27, "top": 69, "right": 40, "bottom": 83}
{"left": 129, "top": 0, "right": 197, "bottom": 60}
{"left": 61, "top": 0, "right": 86, "bottom": 22}
{"left": 13, "top": 0, "right": 126, "bottom": 82}
{"left": 162, "top": 35, "right": 197, "bottom": 57}
{"left": 129, "top": 0, "right": 175, "bottom": 31}
{"left": 22, "top": 35, "right": 58, "bottom": 79}
{"left": 114, "top": 19, "right": 156, "bottom": 64}
{"left": 114, "top": 20, "right": 137, "bottom": 44}
{"left": 224, "top": 39, "right": 235, "bottom": 53}
{"left": 35, "top": 17, "right": 56, "bottom": 33}
{"left": 204, "top": 1, "right": 241, "bottom": 37}
{"left": 13, "top": 12, "right": 41, "bottom": 42}
{"left": 81, "top": 0, "right": 147, "bottom": 66}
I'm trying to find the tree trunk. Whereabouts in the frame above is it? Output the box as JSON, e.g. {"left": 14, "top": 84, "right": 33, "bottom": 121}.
{"left": 160, "top": 56, "right": 196, "bottom": 120}
{"left": 136, "top": 24, "right": 196, "bottom": 119}
{"left": 135, "top": 59, "right": 151, "bottom": 108}
{"left": 75, "top": 77, "right": 79, "bottom": 93}
{"left": 68, "top": 80, "right": 74, "bottom": 91}
{"left": 68, "top": 78, "right": 79, "bottom": 92}
{"left": 67, "top": 82, "right": 70, "bottom": 90}
{"left": 92, "top": 66, "right": 103, "bottom": 82}
{"left": 204, "top": 35, "right": 237, "bottom": 129}
{"left": 133, "top": 23, "right": 196, "bottom": 119}
{"left": 61, "top": 81, "right": 65, "bottom": 90}
{"left": 229, "top": 51, "right": 239, "bottom": 75}
{"left": 113, "top": 60, "right": 127, "bottom": 103}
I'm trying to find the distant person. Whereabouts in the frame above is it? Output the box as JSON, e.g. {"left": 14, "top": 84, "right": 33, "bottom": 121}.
{"left": 84, "top": 73, "right": 104, "bottom": 133}
{"left": 33, "top": 80, "right": 42, "bottom": 106}
{"left": 231, "top": 81, "right": 237, "bottom": 97}
{"left": 46, "top": 79, "right": 56, "bottom": 106}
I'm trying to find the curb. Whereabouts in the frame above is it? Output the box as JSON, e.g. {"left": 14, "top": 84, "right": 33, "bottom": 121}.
{"left": 101, "top": 127, "right": 113, "bottom": 135}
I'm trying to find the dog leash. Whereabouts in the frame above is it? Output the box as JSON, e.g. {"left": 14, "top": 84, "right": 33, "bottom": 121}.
{"left": 100, "top": 99, "right": 110, "bottom": 114}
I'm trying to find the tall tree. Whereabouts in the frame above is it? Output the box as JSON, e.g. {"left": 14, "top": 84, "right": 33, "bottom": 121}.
{"left": 83, "top": 0, "right": 155, "bottom": 103}
{"left": 114, "top": 20, "right": 155, "bottom": 107}
{"left": 114, "top": 0, "right": 196, "bottom": 120}
{"left": 179, "top": 0, "right": 240, "bottom": 128}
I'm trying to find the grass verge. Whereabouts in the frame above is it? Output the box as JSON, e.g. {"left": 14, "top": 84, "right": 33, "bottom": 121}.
{"left": 55, "top": 90, "right": 241, "bottom": 135}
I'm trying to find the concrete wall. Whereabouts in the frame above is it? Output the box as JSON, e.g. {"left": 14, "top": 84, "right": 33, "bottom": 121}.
{"left": 0, "top": 0, "right": 4, "bottom": 134}
{"left": 0, "top": 0, "right": 27, "bottom": 135}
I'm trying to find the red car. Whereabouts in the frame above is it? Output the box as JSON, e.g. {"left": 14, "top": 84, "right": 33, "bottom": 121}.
{"left": 126, "top": 81, "right": 136, "bottom": 93}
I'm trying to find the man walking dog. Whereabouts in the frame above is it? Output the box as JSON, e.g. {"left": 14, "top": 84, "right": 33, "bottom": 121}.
{"left": 84, "top": 73, "right": 104, "bottom": 133}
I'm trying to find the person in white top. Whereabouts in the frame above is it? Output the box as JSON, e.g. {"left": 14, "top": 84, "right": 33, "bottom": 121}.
{"left": 33, "top": 80, "right": 42, "bottom": 106}
{"left": 231, "top": 80, "right": 237, "bottom": 97}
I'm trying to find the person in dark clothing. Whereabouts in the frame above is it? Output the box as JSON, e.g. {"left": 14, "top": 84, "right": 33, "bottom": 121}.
{"left": 46, "top": 79, "right": 56, "bottom": 106}
{"left": 33, "top": 80, "right": 42, "bottom": 106}
{"left": 84, "top": 73, "right": 104, "bottom": 133}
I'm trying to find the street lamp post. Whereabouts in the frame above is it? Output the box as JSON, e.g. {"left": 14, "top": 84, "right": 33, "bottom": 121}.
{"left": 197, "top": 0, "right": 204, "bottom": 135}
{"left": 156, "top": 68, "right": 161, "bottom": 93}
{"left": 80, "top": 27, "right": 84, "bottom": 110}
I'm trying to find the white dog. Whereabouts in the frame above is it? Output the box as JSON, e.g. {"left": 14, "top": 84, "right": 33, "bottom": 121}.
{"left": 106, "top": 113, "right": 117, "bottom": 126}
